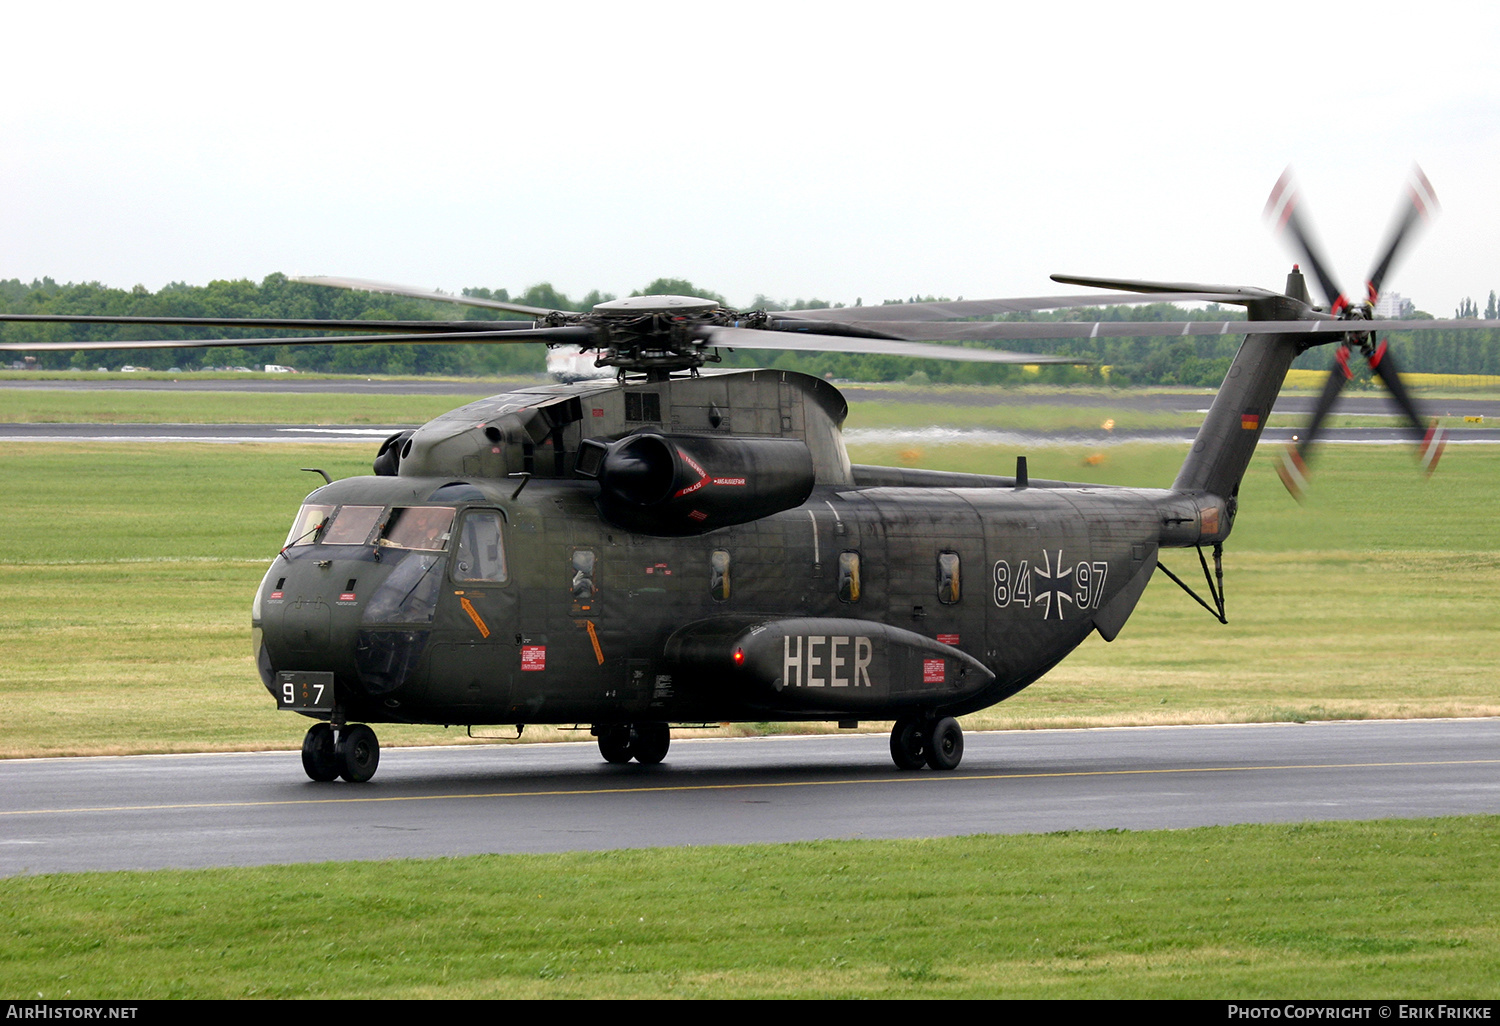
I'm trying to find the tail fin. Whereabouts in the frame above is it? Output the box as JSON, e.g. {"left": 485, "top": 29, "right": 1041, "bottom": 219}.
{"left": 1171, "top": 268, "right": 1323, "bottom": 523}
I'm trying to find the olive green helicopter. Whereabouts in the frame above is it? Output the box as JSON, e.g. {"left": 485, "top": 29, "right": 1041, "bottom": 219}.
{"left": 1, "top": 168, "right": 1459, "bottom": 781}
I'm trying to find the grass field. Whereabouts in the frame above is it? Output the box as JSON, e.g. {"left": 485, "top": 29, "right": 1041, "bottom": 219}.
{"left": 3, "top": 818, "right": 1497, "bottom": 998}
{"left": 0, "top": 385, "right": 486, "bottom": 425}
{"left": 1, "top": 383, "right": 1496, "bottom": 999}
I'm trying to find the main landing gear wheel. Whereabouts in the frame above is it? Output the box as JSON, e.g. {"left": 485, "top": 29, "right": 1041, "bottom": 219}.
{"left": 925, "top": 716, "right": 964, "bottom": 771}
{"left": 301, "top": 723, "right": 339, "bottom": 782}
{"left": 596, "top": 723, "right": 671, "bottom": 765}
{"left": 598, "top": 725, "right": 634, "bottom": 764}
{"left": 336, "top": 723, "right": 380, "bottom": 783}
{"left": 889, "top": 716, "right": 964, "bottom": 771}
{"left": 890, "top": 716, "right": 928, "bottom": 771}
{"left": 631, "top": 722, "right": 671, "bottom": 765}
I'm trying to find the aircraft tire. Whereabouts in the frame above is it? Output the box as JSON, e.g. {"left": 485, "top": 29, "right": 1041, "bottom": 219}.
{"left": 925, "top": 717, "right": 963, "bottom": 771}
{"left": 632, "top": 722, "right": 670, "bottom": 765}
{"left": 337, "top": 724, "right": 380, "bottom": 783}
{"left": 301, "top": 723, "right": 339, "bottom": 782}
{"left": 598, "top": 725, "right": 633, "bottom": 764}
{"left": 890, "top": 717, "right": 927, "bottom": 770}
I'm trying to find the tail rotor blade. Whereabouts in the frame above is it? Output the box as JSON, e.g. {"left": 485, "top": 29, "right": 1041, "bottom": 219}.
{"left": 1304, "top": 343, "right": 1356, "bottom": 452}
{"left": 1367, "top": 339, "right": 1447, "bottom": 475}
{"left": 1277, "top": 343, "right": 1354, "bottom": 501}
{"left": 1265, "top": 168, "right": 1350, "bottom": 315}
{"left": 1364, "top": 165, "right": 1440, "bottom": 306}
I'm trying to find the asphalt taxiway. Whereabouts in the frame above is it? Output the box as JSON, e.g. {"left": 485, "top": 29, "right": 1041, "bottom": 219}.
{"left": 2, "top": 719, "right": 1496, "bottom": 877}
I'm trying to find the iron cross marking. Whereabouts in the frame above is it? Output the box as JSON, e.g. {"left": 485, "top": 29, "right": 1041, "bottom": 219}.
{"left": 1033, "top": 550, "right": 1074, "bottom": 620}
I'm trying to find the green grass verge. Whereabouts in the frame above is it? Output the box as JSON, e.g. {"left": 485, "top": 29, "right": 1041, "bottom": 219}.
{"left": 0, "top": 387, "right": 488, "bottom": 425}
{"left": 848, "top": 400, "right": 1494, "bottom": 434}
{"left": 7, "top": 385, "right": 1495, "bottom": 432}
{"left": 3, "top": 818, "right": 1496, "bottom": 998}
{"left": 0, "top": 441, "right": 1494, "bottom": 756}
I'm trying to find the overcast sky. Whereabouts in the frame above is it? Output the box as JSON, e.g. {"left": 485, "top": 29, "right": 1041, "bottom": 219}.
{"left": 3, "top": 1, "right": 1497, "bottom": 316}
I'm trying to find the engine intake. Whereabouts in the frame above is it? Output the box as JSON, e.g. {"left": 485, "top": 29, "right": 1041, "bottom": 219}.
{"left": 373, "top": 430, "right": 415, "bottom": 476}
{"left": 576, "top": 433, "right": 815, "bottom": 535}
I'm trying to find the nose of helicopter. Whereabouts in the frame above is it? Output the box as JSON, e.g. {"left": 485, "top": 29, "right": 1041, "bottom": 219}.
{"left": 254, "top": 545, "right": 447, "bottom": 704}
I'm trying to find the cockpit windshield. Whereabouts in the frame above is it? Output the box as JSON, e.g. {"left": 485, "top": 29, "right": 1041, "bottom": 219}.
{"left": 283, "top": 503, "right": 456, "bottom": 551}
{"left": 377, "top": 507, "right": 456, "bottom": 551}
{"left": 322, "top": 505, "right": 384, "bottom": 545}
{"left": 283, "top": 504, "right": 333, "bottom": 548}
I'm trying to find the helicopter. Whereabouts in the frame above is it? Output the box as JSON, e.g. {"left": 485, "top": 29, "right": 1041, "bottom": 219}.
{"left": 1, "top": 169, "right": 1465, "bottom": 782}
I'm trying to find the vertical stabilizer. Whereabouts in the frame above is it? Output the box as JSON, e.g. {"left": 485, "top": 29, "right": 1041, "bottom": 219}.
{"left": 1171, "top": 269, "right": 1320, "bottom": 526}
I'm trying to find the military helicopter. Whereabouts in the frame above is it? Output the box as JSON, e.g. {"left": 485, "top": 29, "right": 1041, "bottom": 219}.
{"left": 1, "top": 169, "right": 1465, "bottom": 782}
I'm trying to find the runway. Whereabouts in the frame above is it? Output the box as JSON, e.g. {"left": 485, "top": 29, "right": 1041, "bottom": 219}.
{"left": 2, "top": 718, "right": 1496, "bottom": 877}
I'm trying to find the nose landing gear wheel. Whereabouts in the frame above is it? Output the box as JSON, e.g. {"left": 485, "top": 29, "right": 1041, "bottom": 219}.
{"left": 301, "top": 723, "right": 339, "bottom": 782}
{"left": 336, "top": 723, "right": 380, "bottom": 782}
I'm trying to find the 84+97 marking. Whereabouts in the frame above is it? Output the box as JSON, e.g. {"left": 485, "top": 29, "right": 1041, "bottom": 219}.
{"left": 993, "top": 552, "right": 1108, "bottom": 620}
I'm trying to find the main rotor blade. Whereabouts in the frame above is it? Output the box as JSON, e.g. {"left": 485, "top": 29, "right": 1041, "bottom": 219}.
{"left": 763, "top": 316, "right": 1489, "bottom": 343}
{"left": 1264, "top": 169, "right": 1349, "bottom": 314}
{"left": 0, "top": 325, "right": 598, "bottom": 352}
{"left": 1049, "top": 275, "right": 1280, "bottom": 302}
{"left": 5, "top": 314, "right": 1488, "bottom": 353}
{"left": 1367, "top": 339, "right": 1447, "bottom": 474}
{"left": 293, "top": 276, "right": 562, "bottom": 318}
{"left": 700, "top": 325, "right": 1085, "bottom": 364}
{"left": 781, "top": 319, "right": 1257, "bottom": 342}
{"left": 0, "top": 313, "right": 539, "bottom": 333}
{"left": 778, "top": 291, "right": 1258, "bottom": 323}
{"left": 1365, "top": 165, "right": 1439, "bottom": 304}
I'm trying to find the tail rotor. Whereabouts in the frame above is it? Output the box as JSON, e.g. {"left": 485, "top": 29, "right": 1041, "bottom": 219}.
{"left": 1266, "top": 167, "right": 1446, "bottom": 500}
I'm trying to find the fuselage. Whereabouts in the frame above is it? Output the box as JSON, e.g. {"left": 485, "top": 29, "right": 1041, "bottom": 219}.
{"left": 253, "top": 354, "right": 1268, "bottom": 733}
{"left": 253, "top": 470, "right": 1206, "bottom": 728}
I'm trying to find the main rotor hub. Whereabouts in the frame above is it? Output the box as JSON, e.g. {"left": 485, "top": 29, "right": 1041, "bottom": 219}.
{"left": 592, "top": 295, "right": 722, "bottom": 316}
{"left": 576, "top": 294, "right": 733, "bottom": 377}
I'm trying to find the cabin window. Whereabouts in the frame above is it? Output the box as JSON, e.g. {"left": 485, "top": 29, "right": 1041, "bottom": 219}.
{"left": 284, "top": 504, "right": 333, "bottom": 547}
{"left": 322, "top": 505, "right": 384, "bottom": 546}
{"left": 570, "top": 548, "right": 598, "bottom": 613}
{"left": 937, "top": 551, "right": 961, "bottom": 605}
{"left": 710, "top": 549, "right": 730, "bottom": 602}
{"left": 452, "top": 511, "right": 508, "bottom": 583}
{"left": 837, "top": 551, "right": 861, "bottom": 603}
{"left": 378, "top": 506, "right": 456, "bottom": 551}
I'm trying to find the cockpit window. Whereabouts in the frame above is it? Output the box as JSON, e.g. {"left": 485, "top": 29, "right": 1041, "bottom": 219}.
{"left": 378, "top": 506, "right": 456, "bottom": 551}
{"left": 284, "top": 504, "right": 333, "bottom": 548}
{"left": 322, "top": 505, "right": 384, "bottom": 546}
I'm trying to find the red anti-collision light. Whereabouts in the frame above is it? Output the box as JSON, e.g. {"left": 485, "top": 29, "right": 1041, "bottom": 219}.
{"left": 733, "top": 648, "right": 745, "bottom": 666}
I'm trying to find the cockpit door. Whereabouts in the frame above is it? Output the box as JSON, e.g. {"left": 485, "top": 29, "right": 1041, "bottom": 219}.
{"left": 426, "top": 508, "right": 516, "bottom": 714}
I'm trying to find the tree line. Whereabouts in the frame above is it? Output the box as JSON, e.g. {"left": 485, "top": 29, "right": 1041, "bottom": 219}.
{"left": 4, "top": 275, "right": 1499, "bottom": 385}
